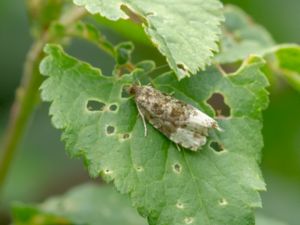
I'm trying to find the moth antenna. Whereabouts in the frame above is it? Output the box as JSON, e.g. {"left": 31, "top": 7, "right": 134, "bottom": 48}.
{"left": 212, "top": 122, "right": 223, "bottom": 132}
{"left": 136, "top": 104, "right": 147, "bottom": 136}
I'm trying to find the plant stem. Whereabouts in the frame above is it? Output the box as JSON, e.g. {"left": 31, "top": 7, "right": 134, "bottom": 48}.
{"left": 0, "top": 6, "right": 87, "bottom": 191}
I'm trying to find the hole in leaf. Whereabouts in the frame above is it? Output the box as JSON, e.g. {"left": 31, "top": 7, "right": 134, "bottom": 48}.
{"left": 86, "top": 100, "right": 105, "bottom": 111}
{"left": 184, "top": 217, "right": 194, "bottom": 224}
{"left": 206, "top": 93, "right": 231, "bottom": 117}
{"left": 106, "top": 125, "right": 115, "bottom": 135}
{"left": 176, "top": 201, "right": 184, "bottom": 209}
{"left": 104, "top": 169, "right": 113, "bottom": 175}
{"left": 119, "top": 133, "right": 131, "bottom": 142}
{"left": 135, "top": 166, "right": 144, "bottom": 172}
{"left": 173, "top": 163, "right": 182, "bottom": 174}
{"left": 210, "top": 141, "right": 224, "bottom": 152}
{"left": 121, "top": 85, "right": 131, "bottom": 98}
{"left": 177, "top": 63, "right": 188, "bottom": 73}
{"left": 219, "top": 62, "right": 241, "bottom": 74}
{"left": 218, "top": 198, "right": 228, "bottom": 206}
{"left": 123, "top": 133, "right": 130, "bottom": 139}
{"left": 109, "top": 104, "right": 118, "bottom": 112}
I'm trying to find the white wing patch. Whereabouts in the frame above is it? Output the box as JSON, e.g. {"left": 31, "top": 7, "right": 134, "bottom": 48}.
{"left": 170, "top": 128, "right": 207, "bottom": 151}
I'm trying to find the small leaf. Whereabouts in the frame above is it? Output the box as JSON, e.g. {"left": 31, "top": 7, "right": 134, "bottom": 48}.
{"left": 12, "top": 184, "right": 147, "bottom": 225}
{"left": 40, "top": 44, "right": 269, "bottom": 225}
{"left": 216, "top": 5, "right": 275, "bottom": 63}
{"left": 115, "top": 42, "right": 134, "bottom": 65}
{"left": 72, "top": 0, "right": 224, "bottom": 79}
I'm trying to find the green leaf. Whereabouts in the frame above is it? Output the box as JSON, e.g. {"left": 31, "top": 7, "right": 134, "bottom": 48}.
{"left": 40, "top": 44, "right": 268, "bottom": 225}
{"left": 216, "top": 5, "right": 300, "bottom": 93}
{"left": 216, "top": 5, "right": 275, "bottom": 64}
{"left": 274, "top": 45, "right": 300, "bottom": 91}
{"left": 12, "top": 184, "right": 147, "bottom": 225}
{"left": 72, "top": 0, "right": 224, "bottom": 79}
{"left": 114, "top": 42, "right": 134, "bottom": 65}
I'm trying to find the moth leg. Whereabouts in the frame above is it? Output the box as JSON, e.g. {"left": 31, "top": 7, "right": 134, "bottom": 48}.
{"left": 136, "top": 104, "right": 147, "bottom": 136}
{"left": 176, "top": 144, "right": 182, "bottom": 151}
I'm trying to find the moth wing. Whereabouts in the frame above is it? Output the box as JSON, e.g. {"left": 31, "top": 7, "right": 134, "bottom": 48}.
{"left": 186, "top": 107, "right": 221, "bottom": 131}
{"left": 170, "top": 128, "right": 207, "bottom": 151}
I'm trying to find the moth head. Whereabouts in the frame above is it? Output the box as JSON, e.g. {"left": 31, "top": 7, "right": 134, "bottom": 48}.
{"left": 212, "top": 121, "right": 223, "bottom": 132}
{"left": 128, "top": 84, "right": 139, "bottom": 95}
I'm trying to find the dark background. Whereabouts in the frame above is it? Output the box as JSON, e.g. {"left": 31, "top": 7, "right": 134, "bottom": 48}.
{"left": 0, "top": 0, "right": 299, "bottom": 224}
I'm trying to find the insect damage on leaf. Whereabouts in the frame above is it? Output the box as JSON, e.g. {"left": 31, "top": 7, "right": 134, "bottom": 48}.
{"left": 129, "top": 85, "right": 221, "bottom": 151}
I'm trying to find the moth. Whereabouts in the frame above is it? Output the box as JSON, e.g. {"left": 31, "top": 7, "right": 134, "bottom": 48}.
{"left": 129, "top": 85, "right": 221, "bottom": 151}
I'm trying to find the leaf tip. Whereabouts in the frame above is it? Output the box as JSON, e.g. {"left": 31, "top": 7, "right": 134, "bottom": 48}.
{"left": 43, "top": 43, "right": 63, "bottom": 55}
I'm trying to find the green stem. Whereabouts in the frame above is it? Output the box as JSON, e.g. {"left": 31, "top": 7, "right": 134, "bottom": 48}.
{"left": 0, "top": 6, "right": 87, "bottom": 191}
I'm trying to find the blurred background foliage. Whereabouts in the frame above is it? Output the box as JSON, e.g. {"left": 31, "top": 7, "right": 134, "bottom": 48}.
{"left": 0, "top": 0, "right": 299, "bottom": 224}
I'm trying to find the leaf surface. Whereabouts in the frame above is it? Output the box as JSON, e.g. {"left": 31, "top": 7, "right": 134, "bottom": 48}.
{"left": 73, "top": 0, "right": 224, "bottom": 79}
{"left": 40, "top": 44, "right": 269, "bottom": 225}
